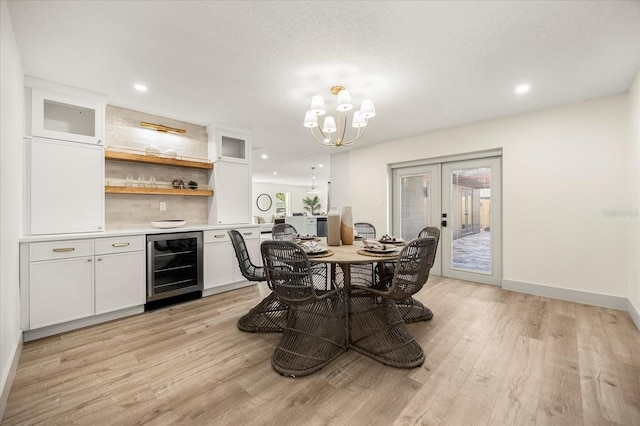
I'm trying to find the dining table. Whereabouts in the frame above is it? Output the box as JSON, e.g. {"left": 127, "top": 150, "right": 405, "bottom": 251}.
{"left": 303, "top": 239, "right": 426, "bottom": 369}
{"left": 306, "top": 240, "right": 400, "bottom": 290}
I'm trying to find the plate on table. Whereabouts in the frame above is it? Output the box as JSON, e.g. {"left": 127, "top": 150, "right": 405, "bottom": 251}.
{"left": 377, "top": 236, "right": 404, "bottom": 245}
{"left": 151, "top": 219, "right": 186, "bottom": 229}
{"left": 306, "top": 248, "right": 328, "bottom": 255}
{"left": 363, "top": 246, "right": 398, "bottom": 254}
{"left": 296, "top": 235, "right": 317, "bottom": 241}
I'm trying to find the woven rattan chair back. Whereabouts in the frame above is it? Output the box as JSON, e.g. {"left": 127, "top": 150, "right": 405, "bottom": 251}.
{"left": 228, "top": 230, "right": 265, "bottom": 282}
{"left": 417, "top": 226, "right": 440, "bottom": 265}
{"left": 354, "top": 222, "right": 376, "bottom": 239}
{"left": 261, "top": 240, "right": 319, "bottom": 305}
{"left": 418, "top": 226, "right": 440, "bottom": 245}
{"left": 272, "top": 223, "right": 297, "bottom": 240}
{"left": 386, "top": 237, "right": 437, "bottom": 300}
{"left": 261, "top": 240, "right": 348, "bottom": 376}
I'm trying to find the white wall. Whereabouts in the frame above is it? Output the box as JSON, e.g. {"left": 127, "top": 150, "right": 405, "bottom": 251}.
{"left": 0, "top": 0, "right": 24, "bottom": 416}
{"left": 251, "top": 181, "right": 328, "bottom": 221}
{"left": 329, "top": 151, "right": 351, "bottom": 212}
{"left": 339, "top": 94, "right": 630, "bottom": 300}
{"left": 629, "top": 69, "right": 640, "bottom": 323}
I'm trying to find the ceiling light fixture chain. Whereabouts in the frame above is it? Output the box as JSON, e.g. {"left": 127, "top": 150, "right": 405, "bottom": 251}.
{"left": 303, "top": 85, "right": 375, "bottom": 147}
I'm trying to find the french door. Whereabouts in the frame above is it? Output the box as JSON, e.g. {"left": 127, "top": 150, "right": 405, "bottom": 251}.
{"left": 392, "top": 157, "right": 502, "bottom": 285}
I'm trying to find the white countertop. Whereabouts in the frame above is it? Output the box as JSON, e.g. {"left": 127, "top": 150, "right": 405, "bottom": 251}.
{"left": 19, "top": 223, "right": 259, "bottom": 243}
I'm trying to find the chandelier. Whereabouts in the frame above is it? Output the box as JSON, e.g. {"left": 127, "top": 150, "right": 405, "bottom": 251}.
{"left": 303, "top": 85, "right": 375, "bottom": 147}
{"left": 306, "top": 166, "right": 320, "bottom": 194}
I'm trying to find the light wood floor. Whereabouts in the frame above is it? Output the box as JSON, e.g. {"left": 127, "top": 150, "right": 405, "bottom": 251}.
{"left": 3, "top": 277, "right": 640, "bottom": 425}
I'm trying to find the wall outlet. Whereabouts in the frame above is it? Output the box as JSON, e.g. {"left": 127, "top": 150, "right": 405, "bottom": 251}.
{"left": 159, "top": 202, "right": 166, "bottom": 211}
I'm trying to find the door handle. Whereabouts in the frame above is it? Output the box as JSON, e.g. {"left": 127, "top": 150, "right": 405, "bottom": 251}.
{"left": 441, "top": 220, "right": 447, "bottom": 227}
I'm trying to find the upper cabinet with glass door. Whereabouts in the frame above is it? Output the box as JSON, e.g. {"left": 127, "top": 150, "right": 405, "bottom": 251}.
{"left": 206, "top": 124, "right": 251, "bottom": 164}
{"left": 25, "top": 77, "right": 107, "bottom": 145}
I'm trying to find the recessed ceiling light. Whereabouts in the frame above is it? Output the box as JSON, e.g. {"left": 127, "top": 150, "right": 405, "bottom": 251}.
{"left": 318, "top": 164, "right": 324, "bottom": 168}
{"left": 515, "top": 84, "right": 530, "bottom": 94}
{"left": 272, "top": 171, "right": 277, "bottom": 175}
{"left": 134, "top": 83, "right": 148, "bottom": 92}
{"left": 261, "top": 154, "right": 268, "bottom": 159}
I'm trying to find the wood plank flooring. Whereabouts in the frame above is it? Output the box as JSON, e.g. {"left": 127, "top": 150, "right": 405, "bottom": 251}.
{"left": 3, "top": 277, "right": 640, "bottom": 425}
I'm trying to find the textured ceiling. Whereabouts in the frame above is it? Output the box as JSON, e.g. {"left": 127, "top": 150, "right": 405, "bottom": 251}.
{"left": 7, "top": 1, "right": 640, "bottom": 185}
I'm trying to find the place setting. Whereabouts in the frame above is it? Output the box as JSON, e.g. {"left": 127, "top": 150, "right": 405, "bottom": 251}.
{"left": 357, "top": 238, "right": 400, "bottom": 258}
{"left": 299, "top": 240, "right": 333, "bottom": 258}
{"left": 293, "top": 233, "right": 320, "bottom": 242}
{"left": 377, "top": 234, "right": 406, "bottom": 245}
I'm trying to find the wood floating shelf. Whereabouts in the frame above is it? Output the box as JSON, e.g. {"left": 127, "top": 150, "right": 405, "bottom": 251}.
{"left": 105, "top": 187, "right": 214, "bottom": 197}
{"left": 105, "top": 150, "right": 213, "bottom": 170}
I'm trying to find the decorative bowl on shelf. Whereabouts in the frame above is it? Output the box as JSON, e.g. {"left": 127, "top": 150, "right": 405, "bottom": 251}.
{"left": 163, "top": 149, "right": 177, "bottom": 158}
{"left": 145, "top": 146, "right": 161, "bottom": 156}
{"left": 151, "top": 219, "right": 186, "bottom": 229}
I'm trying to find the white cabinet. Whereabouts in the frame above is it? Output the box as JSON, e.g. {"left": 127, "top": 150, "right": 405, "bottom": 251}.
{"left": 285, "top": 216, "right": 318, "bottom": 236}
{"left": 24, "top": 77, "right": 107, "bottom": 236}
{"left": 204, "top": 231, "right": 236, "bottom": 290}
{"left": 29, "top": 240, "right": 95, "bottom": 329}
{"left": 207, "top": 124, "right": 250, "bottom": 164}
{"left": 94, "top": 236, "right": 146, "bottom": 315}
{"left": 203, "top": 227, "right": 260, "bottom": 290}
{"left": 25, "top": 77, "right": 106, "bottom": 145}
{"left": 28, "top": 138, "right": 104, "bottom": 235}
{"left": 209, "top": 162, "right": 251, "bottom": 225}
{"left": 25, "top": 235, "right": 146, "bottom": 334}
{"left": 206, "top": 124, "right": 252, "bottom": 225}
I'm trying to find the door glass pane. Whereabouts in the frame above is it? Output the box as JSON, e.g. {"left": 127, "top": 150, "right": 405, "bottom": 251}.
{"left": 400, "top": 173, "right": 431, "bottom": 240}
{"left": 450, "top": 167, "right": 491, "bottom": 273}
{"left": 275, "top": 192, "right": 289, "bottom": 216}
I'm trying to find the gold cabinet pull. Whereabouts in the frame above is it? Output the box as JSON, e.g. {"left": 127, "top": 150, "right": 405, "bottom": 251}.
{"left": 243, "top": 232, "right": 253, "bottom": 236}
{"left": 214, "top": 234, "right": 226, "bottom": 238}
{"left": 112, "top": 242, "right": 130, "bottom": 247}
{"left": 52, "top": 248, "right": 75, "bottom": 253}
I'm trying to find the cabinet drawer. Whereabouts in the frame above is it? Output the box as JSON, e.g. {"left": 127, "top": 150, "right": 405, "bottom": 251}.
{"left": 30, "top": 239, "right": 94, "bottom": 261}
{"left": 95, "top": 236, "right": 145, "bottom": 255}
{"left": 204, "top": 230, "right": 230, "bottom": 243}
{"left": 237, "top": 227, "right": 260, "bottom": 240}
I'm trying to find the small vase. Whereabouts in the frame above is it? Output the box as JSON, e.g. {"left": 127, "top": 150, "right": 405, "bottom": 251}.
{"left": 327, "top": 207, "right": 341, "bottom": 246}
{"left": 340, "top": 206, "right": 354, "bottom": 245}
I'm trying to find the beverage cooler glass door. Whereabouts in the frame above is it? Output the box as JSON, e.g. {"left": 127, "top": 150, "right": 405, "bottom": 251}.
{"left": 146, "top": 232, "right": 203, "bottom": 302}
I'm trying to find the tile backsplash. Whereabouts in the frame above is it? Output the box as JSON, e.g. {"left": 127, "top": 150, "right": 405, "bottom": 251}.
{"left": 105, "top": 106, "right": 210, "bottom": 229}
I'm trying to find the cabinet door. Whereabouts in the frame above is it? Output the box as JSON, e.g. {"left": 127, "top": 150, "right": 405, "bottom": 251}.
{"left": 208, "top": 126, "right": 250, "bottom": 164}
{"left": 29, "top": 138, "right": 104, "bottom": 235}
{"left": 211, "top": 162, "right": 250, "bottom": 225}
{"left": 204, "top": 241, "right": 236, "bottom": 289}
{"left": 95, "top": 251, "right": 146, "bottom": 315}
{"left": 30, "top": 256, "right": 94, "bottom": 329}
{"left": 246, "top": 236, "right": 262, "bottom": 267}
{"left": 30, "top": 89, "right": 104, "bottom": 145}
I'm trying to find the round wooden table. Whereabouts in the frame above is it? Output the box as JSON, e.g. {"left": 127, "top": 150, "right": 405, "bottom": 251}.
{"left": 308, "top": 242, "right": 399, "bottom": 289}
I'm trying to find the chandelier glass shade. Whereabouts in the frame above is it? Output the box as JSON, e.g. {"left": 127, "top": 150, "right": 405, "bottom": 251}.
{"left": 306, "top": 166, "right": 320, "bottom": 194}
{"left": 303, "top": 85, "right": 375, "bottom": 147}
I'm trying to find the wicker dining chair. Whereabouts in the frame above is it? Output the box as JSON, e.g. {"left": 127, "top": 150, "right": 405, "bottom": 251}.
{"left": 261, "top": 240, "right": 348, "bottom": 377}
{"left": 354, "top": 222, "right": 376, "bottom": 239}
{"left": 272, "top": 223, "right": 297, "bottom": 240}
{"left": 418, "top": 226, "right": 440, "bottom": 256}
{"left": 393, "top": 226, "right": 441, "bottom": 322}
{"left": 229, "top": 230, "right": 288, "bottom": 333}
{"left": 271, "top": 223, "right": 329, "bottom": 286}
{"left": 349, "top": 237, "right": 437, "bottom": 368}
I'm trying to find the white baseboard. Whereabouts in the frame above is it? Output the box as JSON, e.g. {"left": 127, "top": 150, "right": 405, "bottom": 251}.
{"left": 1, "top": 333, "right": 23, "bottom": 422}
{"left": 203, "top": 280, "right": 256, "bottom": 297}
{"left": 628, "top": 299, "right": 640, "bottom": 331}
{"left": 502, "top": 279, "right": 628, "bottom": 310}
{"left": 23, "top": 306, "right": 144, "bottom": 342}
